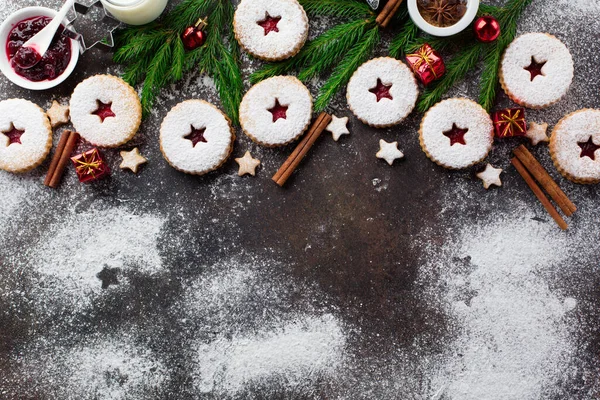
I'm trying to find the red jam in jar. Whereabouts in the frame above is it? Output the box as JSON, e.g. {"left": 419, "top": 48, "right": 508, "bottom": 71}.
{"left": 6, "top": 16, "right": 72, "bottom": 82}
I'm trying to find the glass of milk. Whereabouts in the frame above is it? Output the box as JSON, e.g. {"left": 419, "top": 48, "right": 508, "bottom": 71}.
{"left": 100, "top": 0, "right": 168, "bottom": 25}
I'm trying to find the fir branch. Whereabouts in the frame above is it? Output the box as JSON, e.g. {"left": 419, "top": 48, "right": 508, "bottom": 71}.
{"left": 417, "top": 43, "right": 483, "bottom": 113}
{"left": 314, "top": 25, "right": 380, "bottom": 112}
{"left": 388, "top": 19, "right": 419, "bottom": 59}
{"left": 141, "top": 37, "right": 176, "bottom": 114}
{"left": 299, "top": 0, "right": 373, "bottom": 18}
{"left": 478, "top": 42, "right": 502, "bottom": 111}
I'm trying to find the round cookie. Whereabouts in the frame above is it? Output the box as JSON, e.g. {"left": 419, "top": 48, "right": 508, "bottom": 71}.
{"left": 419, "top": 98, "right": 494, "bottom": 170}
{"left": 0, "top": 99, "right": 52, "bottom": 173}
{"left": 346, "top": 57, "right": 419, "bottom": 128}
{"left": 500, "top": 33, "right": 574, "bottom": 109}
{"left": 234, "top": 0, "right": 308, "bottom": 61}
{"left": 550, "top": 109, "right": 600, "bottom": 184}
{"left": 70, "top": 75, "right": 142, "bottom": 147}
{"left": 240, "top": 76, "right": 312, "bottom": 147}
{"left": 160, "top": 100, "right": 235, "bottom": 175}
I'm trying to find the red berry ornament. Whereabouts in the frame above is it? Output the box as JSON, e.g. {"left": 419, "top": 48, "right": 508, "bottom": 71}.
{"left": 473, "top": 16, "right": 501, "bottom": 43}
{"left": 182, "top": 18, "right": 208, "bottom": 51}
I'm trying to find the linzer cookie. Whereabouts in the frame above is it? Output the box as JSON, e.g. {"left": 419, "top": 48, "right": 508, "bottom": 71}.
{"left": 240, "top": 76, "right": 312, "bottom": 147}
{"left": 70, "top": 75, "right": 142, "bottom": 148}
{"left": 160, "top": 100, "right": 235, "bottom": 175}
{"left": 550, "top": 109, "right": 600, "bottom": 184}
{"left": 419, "top": 98, "right": 494, "bottom": 169}
{"left": 500, "top": 33, "right": 574, "bottom": 109}
{"left": 346, "top": 57, "right": 418, "bottom": 128}
{"left": 0, "top": 99, "right": 52, "bottom": 173}
{"left": 233, "top": 0, "right": 308, "bottom": 61}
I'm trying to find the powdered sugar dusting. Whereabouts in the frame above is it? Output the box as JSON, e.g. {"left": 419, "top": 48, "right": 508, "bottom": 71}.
{"left": 500, "top": 33, "right": 574, "bottom": 108}
{"left": 234, "top": 0, "right": 308, "bottom": 61}
{"left": 346, "top": 57, "right": 419, "bottom": 128}
{"left": 420, "top": 98, "right": 494, "bottom": 169}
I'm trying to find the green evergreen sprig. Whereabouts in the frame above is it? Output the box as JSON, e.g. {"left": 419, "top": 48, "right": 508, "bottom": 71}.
{"left": 251, "top": 0, "right": 387, "bottom": 113}
{"left": 113, "top": 0, "right": 242, "bottom": 123}
{"left": 390, "top": 0, "right": 533, "bottom": 113}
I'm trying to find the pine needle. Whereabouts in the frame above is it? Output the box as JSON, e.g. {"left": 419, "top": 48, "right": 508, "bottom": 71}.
{"left": 299, "top": 0, "right": 373, "bottom": 19}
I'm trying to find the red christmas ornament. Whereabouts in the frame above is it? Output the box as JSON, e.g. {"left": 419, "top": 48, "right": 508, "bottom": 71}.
{"left": 406, "top": 43, "right": 446, "bottom": 86}
{"left": 492, "top": 108, "right": 527, "bottom": 138}
{"left": 182, "top": 18, "right": 208, "bottom": 51}
{"left": 473, "top": 16, "right": 501, "bottom": 43}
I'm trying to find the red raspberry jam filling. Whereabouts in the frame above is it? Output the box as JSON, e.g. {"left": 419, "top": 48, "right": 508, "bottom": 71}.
{"left": 184, "top": 125, "right": 207, "bottom": 147}
{"left": 524, "top": 56, "right": 546, "bottom": 81}
{"left": 369, "top": 79, "right": 393, "bottom": 102}
{"left": 6, "top": 16, "right": 72, "bottom": 82}
{"left": 443, "top": 123, "right": 469, "bottom": 146}
{"left": 268, "top": 99, "right": 288, "bottom": 122}
{"left": 2, "top": 123, "right": 25, "bottom": 145}
{"left": 257, "top": 13, "right": 281, "bottom": 35}
{"left": 92, "top": 101, "right": 116, "bottom": 122}
{"left": 577, "top": 137, "right": 600, "bottom": 160}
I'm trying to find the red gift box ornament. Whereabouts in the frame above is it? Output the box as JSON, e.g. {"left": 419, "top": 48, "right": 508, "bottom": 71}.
{"left": 406, "top": 44, "right": 446, "bottom": 86}
{"left": 71, "top": 148, "right": 110, "bottom": 183}
{"left": 492, "top": 107, "right": 527, "bottom": 138}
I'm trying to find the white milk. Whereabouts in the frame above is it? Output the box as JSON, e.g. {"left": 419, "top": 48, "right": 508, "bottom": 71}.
{"left": 100, "top": 0, "right": 168, "bottom": 26}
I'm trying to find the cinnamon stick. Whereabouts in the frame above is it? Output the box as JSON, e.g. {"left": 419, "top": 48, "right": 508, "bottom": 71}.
{"left": 376, "top": 0, "right": 404, "bottom": 28}
{"left": 511, "top": 157, "right": 568, "bottom": 231}
{"left": 48, "top": 130, "right": 79, "bottom": 189}
{"left": 513, "top": 145, "right": 576, "bottom": 216}
{"left": 44, "top": 130, "right": 71, "bottom": 187}
{"left": 273, "top": 112, "right": 332, "bottom": 187}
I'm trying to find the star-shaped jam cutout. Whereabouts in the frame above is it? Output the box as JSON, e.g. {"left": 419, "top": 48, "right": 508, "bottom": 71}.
{"left": 268, "top": 99, "right": 288, "bottom": 122}
{"left": 369, "top": 79, "right": 393, "bottom": 102}
{"left": 524, "top": 56, "right": 547, "bottom": 81}
{"left": 92, "top": 100, "right": 116, "bottom": 122}
{"left": 443, "top": 123, "right": 469, "bottom": 146}
{"left": 257, "top": 13, "right": 281, "bottom": 35}
{"left": 577, "top": 137, "right": 600, "bottom": 160}
{"left": 1, "top": 123, "right": 25, "bottom": 145}
{"left": 96, "top": 266, "right": 120, "bottom": 289}
{"left": 184, "top": 125, "right": 207, "bottom": 147}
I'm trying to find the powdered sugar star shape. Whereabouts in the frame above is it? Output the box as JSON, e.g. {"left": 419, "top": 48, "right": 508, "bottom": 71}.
{"left": 376, "top": 139, "right": 404, "bottom": 165}
{"left": 120, "top": 148, "right": 147, "bottom": 173}
{"left": 235, "top": 151, "right": 261, "bottom": 176}
{"left": 476, "top": 163, "right": 503, "bottom": 189}
{"left": 326, "top": 115, "right": 350, "bottom": 141}
{"left": 526, "top": 122, "right": 549, "bottom": 146}
{"left": 46, "top": 101, "right": 70, "bottom": 128}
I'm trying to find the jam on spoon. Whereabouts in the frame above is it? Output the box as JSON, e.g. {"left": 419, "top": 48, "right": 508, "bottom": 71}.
{"left": 6, "top": 16, "right": 72, "bottom": 82}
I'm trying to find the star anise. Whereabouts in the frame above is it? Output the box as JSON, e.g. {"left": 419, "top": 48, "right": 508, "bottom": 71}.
{"left": 417, "top": 0, "right": 467, "bottom": 28}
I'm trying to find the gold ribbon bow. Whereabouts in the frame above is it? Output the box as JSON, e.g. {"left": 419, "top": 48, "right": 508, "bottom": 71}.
{"left": 73, "top": 150, "right": 103, "bottom": 178}
{"left": 407, "top": 46, "right": 439, "bottom": 78}
{"left": 495, "top": 109, "right": 525, "bottom": 137}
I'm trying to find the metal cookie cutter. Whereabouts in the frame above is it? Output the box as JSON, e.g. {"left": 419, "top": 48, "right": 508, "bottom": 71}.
{"left": 63, "top": 0, "right": 121, "bottom": 52}
{"left": 367, "top": 0, "right": 380, "bottom": 10}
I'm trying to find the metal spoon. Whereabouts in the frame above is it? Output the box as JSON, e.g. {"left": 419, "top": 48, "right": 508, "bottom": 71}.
{"left": 12, "top": 0, "right": 75, "bottom": 70}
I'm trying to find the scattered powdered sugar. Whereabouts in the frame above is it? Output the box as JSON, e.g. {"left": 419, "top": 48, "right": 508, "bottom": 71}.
{"left": 346, "top": 57, "right": 419, "bottom": 128}
{"left": 194, "top": 314, "right": 346, "bottom": 395}
{"left": 240, "top": 76, "right": 312, "bottom": 146}
{"left": 159, "top": 99, "right": 234, "bottom": 175}
{"left": 419, "top": 98, "right": 493, "bottom": 169}
{"left": 234, "top": 0, "right": 309, "bottom": 61}
{"left": 500, "top": 33, "right": 574, "bottom": 108}
{"left": 550, "top": 109, "right": 600, "bottom": 183}
{"left": 16, "top": 333, "right": 168, "bottom": 399}
{"left": 69, "top": 75, "right": 142, "bottom": 147}
{"left": 0, "top": 99, "right": 52, "bottom": 173}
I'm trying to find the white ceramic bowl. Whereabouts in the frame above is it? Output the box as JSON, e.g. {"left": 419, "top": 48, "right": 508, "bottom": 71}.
{"left": 408, "top": 0, "right": 480, "bottom": 37}
{"left": 0, "top": 7, "right": 80, "bottom": 90}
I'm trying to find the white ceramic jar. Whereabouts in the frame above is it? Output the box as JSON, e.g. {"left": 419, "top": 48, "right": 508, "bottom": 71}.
{"left": 100, "top": 0, "right": 168, "bottom": 26}
{"left": 408, "top": 0, "right": 480, "bottom": 37}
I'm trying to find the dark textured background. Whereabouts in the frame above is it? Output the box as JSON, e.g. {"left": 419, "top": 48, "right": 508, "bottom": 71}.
{"left": 0, "top": 0, "right": 599, "bottom": 399}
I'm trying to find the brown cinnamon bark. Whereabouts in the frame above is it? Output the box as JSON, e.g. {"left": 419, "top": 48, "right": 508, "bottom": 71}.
{"left": 376, "top": 0, "right": 404, "bottom": 28}
{"left": 273, "top": 112, "right": 332, "bottom": 187}
{"left": 44, "top": 130, "right": 71, "bottom": 187}
{"left": 513, "top": 145, "right": 576, "bottom": 216}
{"left": 48, "top": 130, "right": 79, "bottom": 189}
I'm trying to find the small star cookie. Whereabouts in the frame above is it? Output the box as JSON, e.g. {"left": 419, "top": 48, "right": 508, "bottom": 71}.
{"left": 376, "top": 139, "right": 404, "bottom": 165}
{"left": 326, "top": 115, "right": 350, "bottom": 141}
{"left": 46, "top": 100, "right": 70, "bottom": 128}
{"left": 476, "top": 164, "right": 503, "bottom": 189}
{"left": 526, "top": 122, "right": 549, "bottom": 146}
{"left": 120, "top": 148, "right": 147, "bottom": 173}
{"left": 235, "top": 151, "right": 261, "bottom": 176}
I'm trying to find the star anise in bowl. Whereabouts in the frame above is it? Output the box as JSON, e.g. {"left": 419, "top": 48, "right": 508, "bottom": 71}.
{"left": 417, "top": 0, "right": 468, "bottom": 27}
